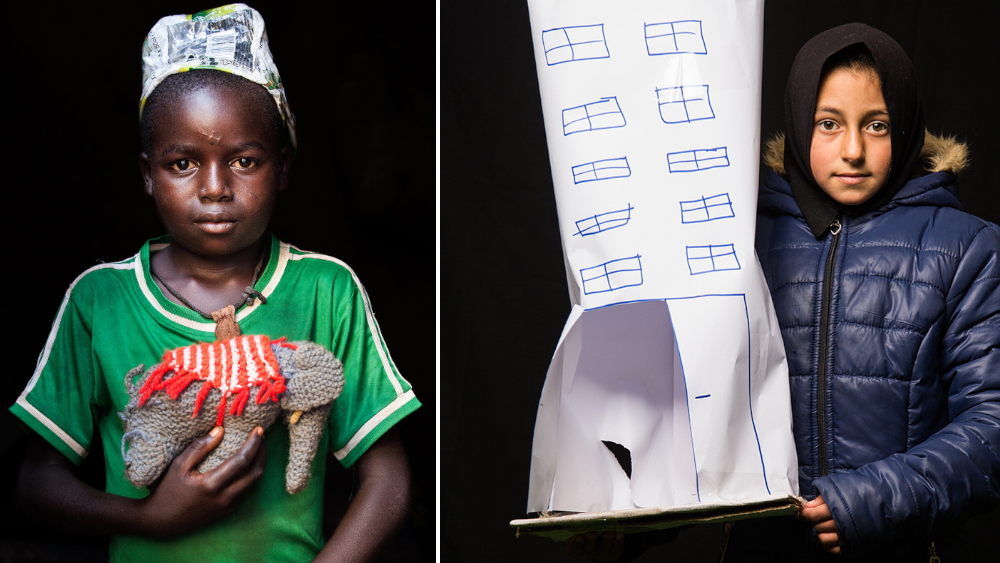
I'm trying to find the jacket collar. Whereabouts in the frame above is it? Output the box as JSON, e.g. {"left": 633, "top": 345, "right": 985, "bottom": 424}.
{"left": 759, "top": 169, "right": 962, "bottom": 230}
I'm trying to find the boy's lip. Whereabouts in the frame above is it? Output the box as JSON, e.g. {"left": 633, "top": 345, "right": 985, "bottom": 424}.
{"left": 194, "top": 213, "right": 237, "bottom": 234}
{"left": 197, "top": 221, "right": 237, "bottom": 234}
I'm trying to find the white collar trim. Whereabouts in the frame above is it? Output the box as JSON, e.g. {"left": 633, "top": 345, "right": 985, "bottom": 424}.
{"left": 134, "top": 239, "right": 291, "bottom": 333}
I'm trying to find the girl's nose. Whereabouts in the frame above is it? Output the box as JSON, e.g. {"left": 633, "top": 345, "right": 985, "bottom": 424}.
{"left": 842, "top": 129, "right": 865, "bottom": 163}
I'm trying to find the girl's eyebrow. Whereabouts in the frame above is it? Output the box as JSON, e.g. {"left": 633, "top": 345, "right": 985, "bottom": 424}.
{"left": 814, "top": 106, "right": 890, "bottom": 119}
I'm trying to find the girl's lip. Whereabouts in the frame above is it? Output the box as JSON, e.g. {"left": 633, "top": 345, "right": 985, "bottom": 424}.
{"left": 835, "top": 174, "right": 870, "bottom": 185}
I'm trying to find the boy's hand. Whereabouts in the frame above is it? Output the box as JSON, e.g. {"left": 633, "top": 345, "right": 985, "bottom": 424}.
{"left": 799, "top": 494, "right": 841, "bottom": 555}
{"left": 138, "top": 426, "right": 267, "bottom": 538}
{"left": 567, "top": 531, "right": 625, "bottom": 562}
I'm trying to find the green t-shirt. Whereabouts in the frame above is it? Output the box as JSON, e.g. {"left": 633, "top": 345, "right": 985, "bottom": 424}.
{"left": 11, "top": 234, "right": 420, "bottom": 563}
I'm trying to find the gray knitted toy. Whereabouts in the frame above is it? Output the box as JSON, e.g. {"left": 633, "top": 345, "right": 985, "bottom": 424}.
{"left": 119, "top": 335, "right": 344, "bottom": 494}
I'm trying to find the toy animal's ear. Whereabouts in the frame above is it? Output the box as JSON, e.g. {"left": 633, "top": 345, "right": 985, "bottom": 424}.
{"left": 280, "top": 343, "right": 344, "bottom": 412}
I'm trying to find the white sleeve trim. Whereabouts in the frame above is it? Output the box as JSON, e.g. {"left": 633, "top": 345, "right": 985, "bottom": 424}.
{"left": 18, "top": 261, "right": 133, "bottom": 460}
{"left": 333, "top": 390, "right": 416, "bottom": 461}
{"left": 15, "top": 397, "right": 88, "bottom": 459}
{"left": 289, "top": 251, "right": 406, "bottom": 395}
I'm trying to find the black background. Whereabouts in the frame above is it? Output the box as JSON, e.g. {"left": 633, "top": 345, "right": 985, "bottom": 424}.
{"left": 442, "top": 1, "right": 1000, "bottom": 562}
{"left": 0, "top": 1, "right": 435, "bottom": 562}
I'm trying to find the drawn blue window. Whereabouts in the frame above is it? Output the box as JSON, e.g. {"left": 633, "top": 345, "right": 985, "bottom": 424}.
{"left": 574, "top": 205, "right": 633, "bottom": 236}
{"left": 573, "top": 157, "right": 631, "bottom": 184}
{"left": 686, "top": 244, "right": 741, "bottom": 275}
{"left": 656, "top": 85, "right": 714, "bottom": 124}
{"left": 563, "top": 97, "right": 627, "bottom": 135}
{"left": 542, "top": 24, "right": 611, "bottom": 66}
{"left": 667, "top": 146, "right": 730, "bottom": 173}
{"left": 680, "top": 194, "right": 735, "bottom": 223}
{"left": 581, "top": 255, "right": 643, "bottom": 294}
{"left": 645, "top": 20, "right": 707, "bottom": 55}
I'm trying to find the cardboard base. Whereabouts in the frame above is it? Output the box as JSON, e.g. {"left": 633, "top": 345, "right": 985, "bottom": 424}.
{"left": 511, "top": 495, "right": 804, "bottom": 541}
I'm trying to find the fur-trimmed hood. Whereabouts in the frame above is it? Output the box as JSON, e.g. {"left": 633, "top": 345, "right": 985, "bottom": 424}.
{"left": 763, "top": 130, "right": 969, "bottom": 177}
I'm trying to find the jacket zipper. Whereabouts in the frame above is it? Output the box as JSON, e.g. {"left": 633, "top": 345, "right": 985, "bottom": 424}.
{"left": 817, "top": 216, "right": 842, "bottom": 478}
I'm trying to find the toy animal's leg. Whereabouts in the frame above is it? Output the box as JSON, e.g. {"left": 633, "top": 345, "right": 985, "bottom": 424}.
{"left": 197, "top": 400, "right": 281, "bottom": 473}
{"left": 284, "top": 405, "right": 331, "bottom": 494}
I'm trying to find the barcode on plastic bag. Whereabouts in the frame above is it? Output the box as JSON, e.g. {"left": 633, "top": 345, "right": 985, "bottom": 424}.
{"left": 206, "top": 29, "right": 237, "bottom": 60}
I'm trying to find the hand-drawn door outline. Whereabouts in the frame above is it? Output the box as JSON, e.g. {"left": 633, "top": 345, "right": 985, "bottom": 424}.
{"left": 538, "top": 296, "right": 772, "bottom": 510}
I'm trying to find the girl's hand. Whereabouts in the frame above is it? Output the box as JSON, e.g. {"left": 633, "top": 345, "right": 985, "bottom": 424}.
{"left": 799, "top": 494, "right": 841, "bottom": 555}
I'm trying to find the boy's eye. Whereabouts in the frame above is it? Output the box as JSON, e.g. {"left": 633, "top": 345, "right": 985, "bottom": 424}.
{"left": 170, "top": 159, "right": 195, "bottom": 172}
{"left": 232, "top": 157, "right": 257, "bottom": 169}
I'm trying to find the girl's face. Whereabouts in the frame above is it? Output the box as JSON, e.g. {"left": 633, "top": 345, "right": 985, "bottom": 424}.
{"left": 140, "top": 85, "right": 290, "bottom": 259}
{"left": 809, "top": 67, "right": 891, "bottom": 206}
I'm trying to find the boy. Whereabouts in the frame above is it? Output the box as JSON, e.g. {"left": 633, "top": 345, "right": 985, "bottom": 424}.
{"left": 11, "top": 5, "right": 420, "bottom": 562}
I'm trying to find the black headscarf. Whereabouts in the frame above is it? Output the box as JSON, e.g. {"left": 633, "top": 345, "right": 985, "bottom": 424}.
{"left": 783, "top": 23, "right": 925, "bottom": 238}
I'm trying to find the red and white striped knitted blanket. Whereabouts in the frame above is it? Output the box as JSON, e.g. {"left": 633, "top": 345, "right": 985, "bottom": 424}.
{"left": 137, "top": 335, "right": 296, "bottom": 426}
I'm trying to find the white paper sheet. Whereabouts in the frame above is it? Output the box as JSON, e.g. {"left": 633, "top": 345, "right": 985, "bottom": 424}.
{"left": 525, "top": 0, "right": 798, "bottom": 514}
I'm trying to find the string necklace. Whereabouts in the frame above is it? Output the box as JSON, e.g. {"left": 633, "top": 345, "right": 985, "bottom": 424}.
{"left": 150, "top": 245, "right": 268, "bottom": 341}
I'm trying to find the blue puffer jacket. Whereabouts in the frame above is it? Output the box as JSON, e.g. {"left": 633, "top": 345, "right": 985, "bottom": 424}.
{"left": 754, "top": 134, "right": 1000, "bottom": 558}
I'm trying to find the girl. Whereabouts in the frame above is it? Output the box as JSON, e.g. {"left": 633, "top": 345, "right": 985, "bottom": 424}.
{"left": 737, "top": 23, "right": 1000, "bottom": 561}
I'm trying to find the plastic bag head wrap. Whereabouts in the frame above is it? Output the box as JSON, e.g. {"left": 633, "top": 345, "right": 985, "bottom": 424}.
{"left": 140, "top": 3, "right": 297, "bottom": 149}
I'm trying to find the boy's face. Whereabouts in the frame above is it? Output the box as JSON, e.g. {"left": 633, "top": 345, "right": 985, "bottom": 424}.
{"left": 809, "top": 67, "right": 891, "bottom": 206}
{"left": 140, "top": 85, "right": 290, "bottom": 258}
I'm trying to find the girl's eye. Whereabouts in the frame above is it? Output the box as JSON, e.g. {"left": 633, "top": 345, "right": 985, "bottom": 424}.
{"left": 818, "top": 120, "right": 838, "bottom": 132}
{"left": 232, "top": 157, "right": 257, "bottom": 169}
{"left": 868, "top": 121, "right": 889, "bottom": 134}
{"left": 170, "top": 159, "right": 194, "bottom": 172}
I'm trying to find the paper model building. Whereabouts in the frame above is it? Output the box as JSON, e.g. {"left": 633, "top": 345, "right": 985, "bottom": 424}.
{"left": 525, "top": 0, "right": 798, "bottom": 514}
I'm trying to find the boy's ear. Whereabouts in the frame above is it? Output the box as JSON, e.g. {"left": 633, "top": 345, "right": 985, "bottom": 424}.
{"left": 277, "top": 146, "right": 292, "bottom": 192}
{"left": 139, "top": 152, "right": 154, "bottom": 196}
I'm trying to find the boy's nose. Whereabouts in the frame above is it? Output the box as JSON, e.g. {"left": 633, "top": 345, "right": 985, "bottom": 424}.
{"left": 199, "top": 164, "right": 233, "bottom": 201}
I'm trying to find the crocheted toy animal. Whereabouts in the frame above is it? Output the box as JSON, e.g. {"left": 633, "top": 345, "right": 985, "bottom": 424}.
{"left": 119, "top": 335, "right": 344, "bottom": 494}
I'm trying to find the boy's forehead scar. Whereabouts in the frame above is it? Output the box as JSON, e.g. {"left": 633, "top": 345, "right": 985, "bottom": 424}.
{"left": 158, "top": 140, "right": 267, "bottom": 157}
